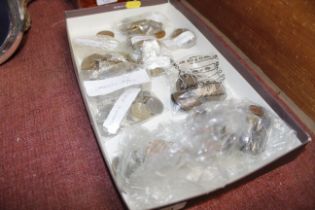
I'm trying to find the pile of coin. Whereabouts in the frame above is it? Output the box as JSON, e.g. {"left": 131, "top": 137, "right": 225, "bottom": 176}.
{"left": 171, "top": 74, "right": 226, "bottom": 111}
{"left": 122, "top": 19, "right": 164, "bottom": 37}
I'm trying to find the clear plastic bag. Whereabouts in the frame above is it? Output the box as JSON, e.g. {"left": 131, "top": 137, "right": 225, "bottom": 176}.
{"left": 90, "top": 88, "right": 164, "bottom": 136}
{"left": 79, "top": 51, "right": 140, "bottom": 80}
{"left": 119, "top": 12, "right": 167, "bottom": 37}
{"left": 170, "top": 54, "right": 226, "bottom": 111}
{"left": 113, "top": 100, "right": 299, "bottom": 209}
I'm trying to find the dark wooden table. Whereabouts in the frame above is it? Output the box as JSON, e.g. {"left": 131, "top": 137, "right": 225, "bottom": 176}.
{"left": 0, "top": 1, "right": 314, "bottom": 210}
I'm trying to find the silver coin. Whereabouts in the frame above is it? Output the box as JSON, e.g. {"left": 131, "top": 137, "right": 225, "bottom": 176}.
{"left": 129, "top": 92, "right": 163, "bottom": 122}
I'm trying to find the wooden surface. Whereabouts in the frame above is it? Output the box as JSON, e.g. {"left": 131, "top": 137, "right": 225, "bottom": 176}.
{"left": 189, "top": 0, "right": 315, "bottom": 122}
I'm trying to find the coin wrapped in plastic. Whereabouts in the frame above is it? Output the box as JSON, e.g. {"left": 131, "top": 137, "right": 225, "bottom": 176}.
{"left": 239, "top": 105, "right": 272, "bottom": 154}
{"left": 81, "top": 52, "right": 128, "bottom": 71}
{"left": 80, "top": 52, "right": 140, "bottom": 80}
{"left": 162, "top": 28, "right": 197, "bottom": 50}
{"left": 128, "top": 91, "right": 164, "bottom": 123}
{"left": 171, "top": 81, "right": 226, "bottom": 111}
{"left": 114, "top": 100, "right": 297, "bottom": 209}
{"left": 120, "top": 16, "right": 164, "bottom": 36}
{"left": 176, "top": 73, "right": 198, "bottom": 91}
{"left": 91, "top": 89, "right": 163, "bottom": 136}
{"left": 74, "top": 35, "right": 121, "bottom": 51}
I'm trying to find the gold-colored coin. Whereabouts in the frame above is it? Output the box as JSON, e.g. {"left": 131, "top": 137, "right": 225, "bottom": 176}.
{"left": 130, "top": 102, "right": 153, "bottom": 121}
{"left": 81, "top": 53, "right": 104, "bottom": 71}
{"left": 129, "top": 92, "right": 163, "bottom": 122}
{"left": 96, "top": 30, "right": 115, "bottom": 38}
{"left": 154, "top": 30, "right": 166, "bottom": 39}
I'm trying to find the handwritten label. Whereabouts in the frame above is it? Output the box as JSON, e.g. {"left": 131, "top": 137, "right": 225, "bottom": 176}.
{"left": 103, "top": 88, "right": 141, "bottom": 134}
{"left": 84, "top": 69, "right": 150, "bottom": 97}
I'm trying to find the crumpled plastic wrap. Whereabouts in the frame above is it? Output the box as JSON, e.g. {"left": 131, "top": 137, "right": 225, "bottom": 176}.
{"left": 90, "top": 88, "right": 163, "bottom": 136}
{"left": 119, "top": 12, "right": 167, "bottom": 37}
{"left": 170, "top": 54, "right": 226, "bottom": 111}
{"left": 113, "top": 100, "right": 299, "bottom": 209}
{"left": 80, "top": 51, "right": 139, "bottom": 80}
{"left": 129, "top": 36, "right": 172, "bottom": 72}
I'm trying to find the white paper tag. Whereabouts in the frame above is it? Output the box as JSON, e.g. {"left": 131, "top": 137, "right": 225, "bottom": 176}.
{"left": 145, "top": 56, "right": 171, "bottom": 70}
{"left": 84, "top": 69, "right": 150, "bottom": 97}
{"left": 96, "top": 0, "right": 117, "bottom": 6}
{"left": 74, "top": 37, "right": 119, "bottom": 50}
{"left": 173, "top": 31, "right": 195, "bottom": 45}
{"left": 103, "top": 88, "right": 141, "bottom": 134}
{"left": 130, "top": 35, "right": 155, "bottom": 45}
{"left": 162, "top": 31, "right": 195, "bottom": 49}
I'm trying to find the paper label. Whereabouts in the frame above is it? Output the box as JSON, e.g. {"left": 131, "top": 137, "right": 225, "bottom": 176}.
{"left": 103, "top": 88, "right": 141, "bottom": 134}
{"left": 84, "top": 69, "right": 150, "bottom": 97}
{"left": 177, "top": 55, "right": 225, "bottom": 82}
{"left": 130, "top": 35, "right": 155, "bottom": 45}
{"left": 173, "top": 31, "right": 195, "bottom": 45}
{"left": 74, "top": 37, "right": 119, "bottom": 50}
{"left": 96, "top": 0, "right": 117, "bottom": 6}
{"left": 162, "top": 31, "right": 195, "bottom": 49}
{"left": 145, "top": 56, "right": 171, "bottom": 70}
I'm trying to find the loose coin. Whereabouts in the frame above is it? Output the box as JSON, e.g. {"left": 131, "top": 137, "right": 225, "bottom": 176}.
{"left": 96, "top": 30, "right": 115, "bottom": 38}
{"left": 154, "top": 30, "right": 166, "bottom": 39}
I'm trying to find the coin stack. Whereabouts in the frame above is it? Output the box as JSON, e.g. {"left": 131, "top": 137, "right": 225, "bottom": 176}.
{"left": 171, "top": 74, "right": 226, "bottom": 111}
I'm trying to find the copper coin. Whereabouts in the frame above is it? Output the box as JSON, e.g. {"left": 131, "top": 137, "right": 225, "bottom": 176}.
{"left": 249, "top": 105, "right": 264, "bottom": 117}
{"left": 96, "top": 30, "right": 115, "bottom": 38}
{"left": 154, "top": 30, "right": 166, "bottom": 39}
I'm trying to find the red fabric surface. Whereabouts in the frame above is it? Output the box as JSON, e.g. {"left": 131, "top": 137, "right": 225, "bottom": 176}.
{"left": 0, "top": 1, "right": 314, "bottom": 210}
